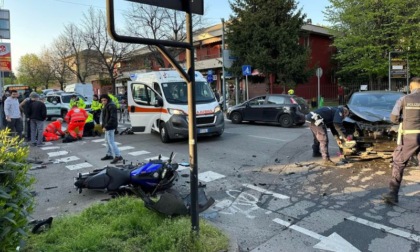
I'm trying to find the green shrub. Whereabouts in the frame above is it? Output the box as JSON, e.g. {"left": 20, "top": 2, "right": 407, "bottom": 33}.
{"left": 0, "top": 129, "right": 35, "bottom": 251}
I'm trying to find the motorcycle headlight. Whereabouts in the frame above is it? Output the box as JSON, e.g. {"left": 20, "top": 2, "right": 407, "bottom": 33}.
{"left": 167, "top": 108, "right": 186, "bottom": 115}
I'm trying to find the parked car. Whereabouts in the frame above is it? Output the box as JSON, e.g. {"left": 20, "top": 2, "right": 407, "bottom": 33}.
{"left": 45, "top": 91, "right": 92, "bottom": 120}
{"left": 342, "top": 91, "right": 404, "bottom": 159}
{"left": 226, "top": 94, "right": 310, "bottom": 127}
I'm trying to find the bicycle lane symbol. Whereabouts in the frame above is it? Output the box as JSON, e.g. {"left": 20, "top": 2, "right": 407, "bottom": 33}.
{"left": 212, "top": 190, "right": 262, "bottom": 219}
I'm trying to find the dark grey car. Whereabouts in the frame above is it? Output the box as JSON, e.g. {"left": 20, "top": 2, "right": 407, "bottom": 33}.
{"left": 226, "top": 94, "right": 309, "bottom": 127}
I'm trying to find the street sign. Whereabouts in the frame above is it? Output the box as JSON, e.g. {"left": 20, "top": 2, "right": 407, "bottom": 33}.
{"left": 316, "top": 67, "right": 323, "bottom": 78}
{"left": 242, "top": 65, "right": 251, "bottom": 76}
{"left": 0, "top": 42, "right": 11, "bottom": 72}
{"left": 125, "top": 0, "right": 204, "bottom": 15}
{"left": 0, "top": 9, "right": 10, "bottom": 39}
{"left": 207, "top": 70, "right": 213, "bottom": 83}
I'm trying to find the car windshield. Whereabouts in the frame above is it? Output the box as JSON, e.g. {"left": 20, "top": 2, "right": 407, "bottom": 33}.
{"left": 161, "top": 81, "right": 215, "bottom": 104}
{"left": 348, "top": 92, "right": 403, "bottom": 109}
{"left": 61, "top": 94, "right": 85, "bottom": 103}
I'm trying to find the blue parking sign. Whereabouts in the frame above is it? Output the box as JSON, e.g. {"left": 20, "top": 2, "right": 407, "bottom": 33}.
{"left": 207, "top": 70, "right": 213, "bottom": 83}
{"left": 242, "top": 65, "right": 251, "bottom": 76}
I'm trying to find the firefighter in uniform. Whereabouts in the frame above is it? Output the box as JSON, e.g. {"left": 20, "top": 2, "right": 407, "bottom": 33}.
{"left": 64, "top": 104, "right": 88, "bottom": 141}
{"left": 69, "top": 94, "right": 86, "bottom": 109}
{"left": 43, "top": 118, "right": 65, "bottom": 141}
{"left": 305, "top": 106, "right": 352, "bottom": 166}
{"left": 91, "top": 94, "right": 102, "bottom": 124}
{"left": 383, "top": 77, "right": 420, "bottom": 205}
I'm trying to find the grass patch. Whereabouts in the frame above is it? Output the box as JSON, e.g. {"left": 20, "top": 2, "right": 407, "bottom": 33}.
{"left": 23, "top": 196, "right": 229, "bottom": 252}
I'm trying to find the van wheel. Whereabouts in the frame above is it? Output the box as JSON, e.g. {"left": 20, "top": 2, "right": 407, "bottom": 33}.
{"left": 279, "top": 114, "right": 293, "bottom": 128}
{"left": 231, "top": 112, "right": 242, "bottom": 124}
{"left": 159, "top": 122, "right": 171, "bottom": 143}
{"left": 61, "top": 110, "right": 68, "bottom": 119}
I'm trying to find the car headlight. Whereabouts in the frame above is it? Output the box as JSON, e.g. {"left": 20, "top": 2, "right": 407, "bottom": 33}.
{"left": 167, "top": 108, "right": 186, "bottom": 115}
{"left": 214, "top": 106, "right": 221, "bottom": 113}
{"left": 227, "top": 107, "right": 232, "bottom": 113}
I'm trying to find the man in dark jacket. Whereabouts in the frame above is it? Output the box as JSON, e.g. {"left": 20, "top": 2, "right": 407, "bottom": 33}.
{"left": 306, "top": 106, "right": 352, "bottom": 166}
{"left": 100, "top": 94, "right": 122, "bottom": 164}
{"left": 28, "top": 93, "right": 47, "bottom": 146}
{"left": 383, "top": 77, "right": 420, "bottom": 205}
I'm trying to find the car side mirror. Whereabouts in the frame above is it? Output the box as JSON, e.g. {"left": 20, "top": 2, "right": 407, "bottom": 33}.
{"left": 155, "top": 97, "right": 164, "bottom": 107}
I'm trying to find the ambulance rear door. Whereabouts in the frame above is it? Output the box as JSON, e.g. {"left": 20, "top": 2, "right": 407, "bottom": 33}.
{"left": 128, "top": 82, "right": 164, "bottom": 134}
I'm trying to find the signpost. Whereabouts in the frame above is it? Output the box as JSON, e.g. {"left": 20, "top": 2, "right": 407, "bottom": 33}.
{"left": 242, "top": 65, "right": 251, "bottom": 100}
{"left": 207, "top": 70, "right": 213, "bottom": 83}
{"left": 316, "top": 67, "right": 323, "bottom": 108}
{"left": 124, "top": 0, "right": 203, "bottom": 15}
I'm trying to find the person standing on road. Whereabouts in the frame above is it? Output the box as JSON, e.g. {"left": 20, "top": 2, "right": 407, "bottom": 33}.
{"left": 306, "top": 106, "right": 352, "bottom": 166}
{"left": 100, "top": 94, "right": 122, "bottom": 164}
{"left": 4, "top": 90, "right": 23, "bottom": 138}
{"left": 28, "top": 93, "right": 47, "bottom": 146}
{"left": 20, "top": 92, "right": 38, "bottom": 142}
{"left": 383, "top": 77, "right": 420, "bottom": 205}
{"left": 91, "top": 94, "right": 102, "bottom": 124}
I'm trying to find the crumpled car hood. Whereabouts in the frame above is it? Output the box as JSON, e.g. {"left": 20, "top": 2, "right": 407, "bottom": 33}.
{"left": 347, "top": 104, "right": 392, "bottom": 123}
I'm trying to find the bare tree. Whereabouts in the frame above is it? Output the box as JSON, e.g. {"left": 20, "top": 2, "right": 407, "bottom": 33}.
{"left": 49, "top": 37, "right": 73, "bottom": 90}
{"left": 60, "top": 23, "right": 98, "bottom": 83}
{"left": 81, "top": 7, "right": 136, "bottom": 92}
{"left": 38, "top": 48, "right": 56, "bottom": 89}
{"left": 124, "top": 3, "right": 205, "bottom": 67}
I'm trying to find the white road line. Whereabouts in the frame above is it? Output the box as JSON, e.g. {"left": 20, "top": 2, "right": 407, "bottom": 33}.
{"left": 55, "top": 156, "right": 80, "bottom": 163}
{"left": 274, "top": 218, "right": 324, "bottom": 240}
{"left": 102, "top": 142, "right": 121, "bottom": 146}
{"left": 128, "top": 150, "right": 150, "bottom": 156}
{"left": 249, "top": 135, "right": 289, "bottom": 141}
{"left": 66, "top": 162, "right": 93, "bottom": 170}
{"left": 119, "top": 146, "right": 135, "bottom": 151}
{"left": 44, "top": 142, "right": 53, "bottom": 145}
{"left": 92, "top": 139, "right": 105, "bottom": 143}
{"left": 243, "top": 184, "right": 290, "bottom": 199}
{"left": 346, "top": 216, "right": 420, "bottom": 243}
{"left": 47, "top": 151, "right": 69, "bottom": 157}
{"left": 198, "top": 171, "right": 225, "bottom": 182}
{"left": 145, "top": 155, "right": 169, "bottom": 161}
{"left": 40, "top": 146, "right": 60, "bottom": 150}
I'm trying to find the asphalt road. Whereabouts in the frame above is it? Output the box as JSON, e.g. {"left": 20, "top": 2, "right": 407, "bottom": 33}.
{"left": 27, "top": 119, "right": 420, "bottom": 252}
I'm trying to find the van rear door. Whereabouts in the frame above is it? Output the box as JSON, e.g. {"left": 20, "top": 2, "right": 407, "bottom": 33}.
{"left": 128, "top": 82, "right": 163, "bottom": 133}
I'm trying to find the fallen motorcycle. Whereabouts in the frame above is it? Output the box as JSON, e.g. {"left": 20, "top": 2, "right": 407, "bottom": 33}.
{"left": 74, "top": 152, "right": 215, "bottom": 216}
{"left": 74, "top": 153, "right": 178, "bottom": 194}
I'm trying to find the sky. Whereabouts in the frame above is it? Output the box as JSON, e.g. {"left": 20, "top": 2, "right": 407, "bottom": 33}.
{"left": 2, "top": 0, "right": 330, "bottom": 74}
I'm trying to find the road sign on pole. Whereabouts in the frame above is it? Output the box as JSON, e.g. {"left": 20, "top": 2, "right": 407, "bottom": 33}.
{"left": 207, "top": 70, "right": 213, "bottom": 83}
{"left": 242, "top": 65, "right": 251, "bottom": 76}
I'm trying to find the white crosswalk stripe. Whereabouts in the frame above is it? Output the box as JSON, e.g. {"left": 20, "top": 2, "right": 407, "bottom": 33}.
{"left": 92, "top": 139, "right": 105, "bottom": 143}
{"left": 66, "top": 162, "right": 93, "bottom": 170}
{"left": 119, "top": 146, "right": 135, "bottom": 151}
{"left": 47, "top": 151, "right": 69, "bottom": 157}
{"left": 128, "top": 150, "right": 150, "bottom": 156}
{"left": 40, "top": 146, "right": 60, "bottom": 150}
{"left": 198, "top": 171, "right": 225, "bottom": 182}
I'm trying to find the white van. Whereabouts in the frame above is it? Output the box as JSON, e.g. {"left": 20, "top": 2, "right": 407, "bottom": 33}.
{"left": 64, "top": 83, "right": 94, "bottom": 102}
{"left": 127, "top": 70, "right": 224, "bottom": 143}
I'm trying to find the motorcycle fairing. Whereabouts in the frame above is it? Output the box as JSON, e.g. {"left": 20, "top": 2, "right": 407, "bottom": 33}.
{"left": 84, "top": 167, "right": 131, "bottom": 191}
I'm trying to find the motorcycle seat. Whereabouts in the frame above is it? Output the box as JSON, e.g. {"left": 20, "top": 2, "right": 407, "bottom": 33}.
{"left": 106, "top": 167, "right": 131, "bottom": 191}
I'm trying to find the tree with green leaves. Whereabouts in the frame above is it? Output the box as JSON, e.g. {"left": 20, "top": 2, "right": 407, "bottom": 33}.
{"left": 226, "top": 0, "right": 311, "bottom": 90}
{"left": 16, "top": 54, "right": 44, "bottom": 90}
{"left": 324, "top": 0, "right": 420, "bottom": 88}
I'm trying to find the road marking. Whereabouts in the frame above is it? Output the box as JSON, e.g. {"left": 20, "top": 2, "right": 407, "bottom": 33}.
{"left": 40, "top": 146, "right": 60, "bottom": 150}
{"left": 273, "top": 218, "right": 360, "bottom": 252}
{"left": 44, "top": 142, "right": 53, "bottom": 145}
{"left": 54, "top": 156, "right": 80, "bottom": 163}
{"left": 66, "top": 162, "right": 93, "bottom": 170}
{"left": 102, "top": 142, "right": 121, "bottom": 146}
{"left": 213, "top": 190, "right": 261, "bottom": 219}
{"left": 119, "top": 146, "right": 135, "bottom": 151}
{"left": 249, "top": 135, "right": 289, "bottom": 141}
{"left": 145, "top": 155, "right": 169, "bottom": 161}
{"left": 92, "top": 139, "right": 105, "bottom": 143}
{"left": 128, "top": 150, "right": 150, "bottom": 156}
{"left": 346, "top": 216, "right": 420, "bottom": 243}
{"left": 47, "top": 151, "right": 69, "bottom": 157}
{"left": 198, "top": 171, "right": 225, "bottom": 182}
{"left": 243, "top": 184, "right": 290, "bottom": 199}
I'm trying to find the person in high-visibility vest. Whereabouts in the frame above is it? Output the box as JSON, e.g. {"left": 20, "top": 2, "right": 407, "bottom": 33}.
{"left": 287, "top": 89, "right": 294, "bottom": 95}
{"left": 83, "top": 112, "right": 96, "bottom": 137}
{"left": 64, "top": 104, "right": 88, "bottom": 141}
{"left": 91, "top": 94, "right": 102, "bottom": 124}
{"left": 108, "top": 93, "right": 120, "bottom": 110}
{"left": 43, "top": 118, "right": 65, "bottom": 141}
{"left": 69, "top": 94, "right": 86, "bottom": 109}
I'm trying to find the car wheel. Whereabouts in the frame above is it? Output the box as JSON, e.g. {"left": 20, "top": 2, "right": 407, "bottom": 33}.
{"left": 61, "top": 109, "right": 68, "bottom": 118}
{"left": 231, "top": 112, "right": 242, "bottom": 124}
{"left": 279, "top": 114, "right": 293, "bottom": 128}
{"left": 159, "top": 122, "right": 171, "bottom": 143}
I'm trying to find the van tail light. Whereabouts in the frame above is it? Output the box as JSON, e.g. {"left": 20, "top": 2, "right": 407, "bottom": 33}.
{"left": 290, "top": 98, "right": 298, "bottom": 104}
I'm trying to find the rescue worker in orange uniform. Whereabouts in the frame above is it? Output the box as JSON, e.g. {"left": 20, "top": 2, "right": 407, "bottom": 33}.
{"left": 64, "top": 104, "right": 88, "bottom": 141}
{"left": 43, "top": 118, "right": 65, "bottom": 141}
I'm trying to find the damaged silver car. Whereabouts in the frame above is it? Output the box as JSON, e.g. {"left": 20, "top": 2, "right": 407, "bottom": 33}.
{"left": 342, "top": 91, "right": 404, "bottom": 159}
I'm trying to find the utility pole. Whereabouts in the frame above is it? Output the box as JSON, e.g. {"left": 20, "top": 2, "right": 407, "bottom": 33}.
{"left": 221, "top": 18, "right": 226, "bottom": 111}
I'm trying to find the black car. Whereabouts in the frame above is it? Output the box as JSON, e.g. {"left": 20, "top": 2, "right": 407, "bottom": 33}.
{"left": 342, "top": 91, "right": 404, "bottom": 159}
{"left": 226, "top": 94, "right": 310, "bottom": 127}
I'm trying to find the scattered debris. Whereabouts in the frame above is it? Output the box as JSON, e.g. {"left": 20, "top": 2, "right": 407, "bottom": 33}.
{"left": 252, "top": 155, "right": 257, "bottom": 158}
{"left": 181, "top": 174, "right": 189, "bottom": 178}
{"left": 44, "top": 186, "right": 58, "bottom": 190}
{"left": 259, "top": 183, "right": 267, "bottom": 186}
{"left": 30, "top": 165, "right": 47, "bottom": 170}
{"left": 274, "top": 158, "right": 281, "bottom": 163}
{"left": 30, "top": 217, "right": 53, "bottom": 234}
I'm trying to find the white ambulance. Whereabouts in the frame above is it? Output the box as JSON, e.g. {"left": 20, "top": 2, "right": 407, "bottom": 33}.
{"left": 127, "top": 70, "right": 225, "bottom": 143}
